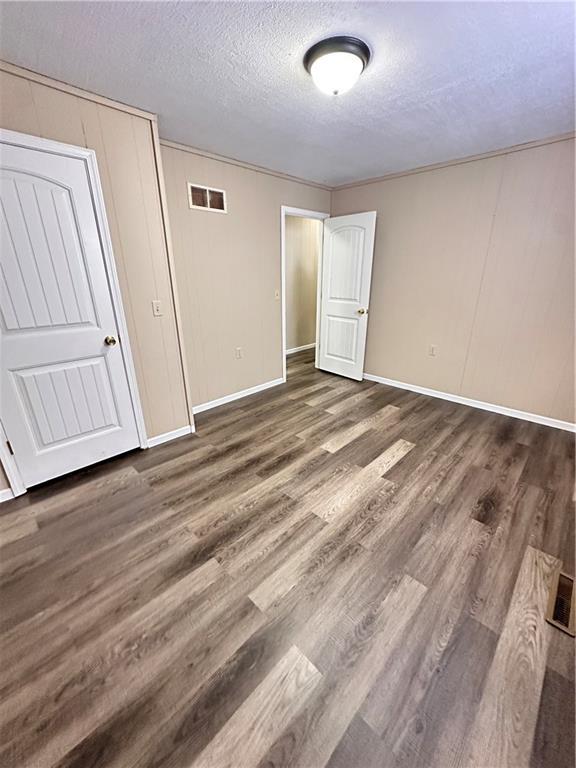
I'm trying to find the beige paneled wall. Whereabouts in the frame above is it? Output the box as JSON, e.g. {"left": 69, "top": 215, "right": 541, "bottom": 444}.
{"left": 0, "top": 66, "right": 189, "bottom": 439}
{"left": 161, "top": 142, "right": 330, "bottom": 407}
{"left": 285, "top": 216, "right": 322, "bottom": 351}
{"left": 331, "top": 138, "right": 575, "bottom": 423}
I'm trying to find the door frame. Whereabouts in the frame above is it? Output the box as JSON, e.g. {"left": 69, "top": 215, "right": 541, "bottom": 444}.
{"left": 0, "top": 128, "right": 148, "bottom": 498}
{"left": 280, "top": 206, "right": 330, "bottom": 381}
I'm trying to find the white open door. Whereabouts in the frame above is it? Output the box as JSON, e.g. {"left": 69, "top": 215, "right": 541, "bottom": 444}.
{"left": 316, "top": 211, "right": 376, "bottom": 380}
{"left": 0, "top": 130, "right": 143, "bottom": 488}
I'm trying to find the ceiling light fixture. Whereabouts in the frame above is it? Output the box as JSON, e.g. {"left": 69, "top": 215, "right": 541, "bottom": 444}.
{"left": 304, "top": 36, "right": 370, "bottom": 96}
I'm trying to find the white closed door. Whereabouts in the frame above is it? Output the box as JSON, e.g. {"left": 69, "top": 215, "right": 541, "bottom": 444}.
{"left": 317, "top": 211, "right": 376, "bottom": 380}
{"left": 0, "top": 132, "right": 141, "bottom": 488}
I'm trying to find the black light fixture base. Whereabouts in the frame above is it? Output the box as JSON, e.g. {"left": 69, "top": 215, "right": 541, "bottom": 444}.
{"left": 303, "top": 36, "right": 371, "bottom": 74}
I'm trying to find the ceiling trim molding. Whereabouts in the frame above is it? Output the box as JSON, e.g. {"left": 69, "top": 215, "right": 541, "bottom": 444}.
{"left": 332, "top": 132, "right": 576, "bottom": 191}
{"left": 0, "top": 60, "right": 158, "bottom": 121}
{"left": 159, "top": 138, "right": 332, "bottom": 191}
{"left": 2, "top": 59, "right": 571, "bottom": 191}
{"left": 163, "top": 131, "right": 575, "bottom": 192}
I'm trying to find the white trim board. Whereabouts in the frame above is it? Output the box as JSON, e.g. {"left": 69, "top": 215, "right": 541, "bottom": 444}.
{"left": 147, "top": 425, "right": 195, "bottom": 448}
{"left": 286, "top": 343, "right": 316, "bottom": 355}
{"left": 193, "top": 378, "right": 284, "bottom": 414}
{"left": 0, "top": 489, "right": 15, "bottom": 504}
{"left": 363, "top": 373, "right": 576, "bottom": 433}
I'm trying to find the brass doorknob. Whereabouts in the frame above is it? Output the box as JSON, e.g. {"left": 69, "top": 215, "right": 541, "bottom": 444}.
{"left": 104, "top": 335, "right": 117, "bottom": 346}
{"left": 357, "top": 308, "right": 367, "bottom": 315}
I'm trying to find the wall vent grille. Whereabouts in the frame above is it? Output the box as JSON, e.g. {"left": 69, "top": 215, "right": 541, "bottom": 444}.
{"left": 187, "top": 183, "right": 227, "bottom": 213}
{"left": 546, "top": 569, "right": 575, "bottom": 636}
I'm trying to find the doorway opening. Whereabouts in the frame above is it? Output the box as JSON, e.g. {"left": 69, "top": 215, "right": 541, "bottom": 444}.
{"left": 281, "top": 206, "right": 377, "bottom": 383}
{"left": 280, "top": 206, "right": 329, "bottom": 380}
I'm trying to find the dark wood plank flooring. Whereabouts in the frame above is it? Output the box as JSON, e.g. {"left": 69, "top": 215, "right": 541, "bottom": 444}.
{"left": 0, "top": 349, "right": 574, "bottom": 768}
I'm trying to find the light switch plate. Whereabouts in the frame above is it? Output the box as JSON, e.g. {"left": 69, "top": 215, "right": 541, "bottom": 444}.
{"left": 152, "top": 300, "right": 163, "bottom": 317}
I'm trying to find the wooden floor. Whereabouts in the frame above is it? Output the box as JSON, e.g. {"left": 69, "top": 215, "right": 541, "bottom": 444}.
{"left": 0, "top": 349, "right": 574, "bottom": 768}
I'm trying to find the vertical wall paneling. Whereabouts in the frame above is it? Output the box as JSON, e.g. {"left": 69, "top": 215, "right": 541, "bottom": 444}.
{"left": 161, "top": 140, "right": 331, "bottom": 407}
{"left": 331, "top": 138, "right": 575, "bottom": 423}
{"left": 0, "top": 64, "right": 190, "bottom": 476}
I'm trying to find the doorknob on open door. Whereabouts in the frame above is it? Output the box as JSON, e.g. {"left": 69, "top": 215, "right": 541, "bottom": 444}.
{"left": 357, "top": 308, "right": 368, "bottom": 315}
{"left": 104, "top": 335, "right": 117, "bottom": 346}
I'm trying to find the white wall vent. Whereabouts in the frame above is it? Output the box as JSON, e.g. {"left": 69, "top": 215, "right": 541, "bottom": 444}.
{"left": 187, "top": 182, "right": 227, "bottom": 213}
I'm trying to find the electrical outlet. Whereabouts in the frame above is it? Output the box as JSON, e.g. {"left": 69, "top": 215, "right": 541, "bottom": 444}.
{"left": 152, "top": 300, "right": 163, "bottom": 317}
{"left": 235, "top": 347, "right": 243, "bottom": 359}
{"left": 429, "top": 344, "right": 437, "bottom": 357}
{"left": 274, "top": 289, "right": 280, "bottom": 300}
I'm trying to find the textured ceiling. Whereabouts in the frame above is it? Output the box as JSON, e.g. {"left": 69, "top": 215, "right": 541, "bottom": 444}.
{"left": 0, "top": 1, "right": 573, "bottom": 186}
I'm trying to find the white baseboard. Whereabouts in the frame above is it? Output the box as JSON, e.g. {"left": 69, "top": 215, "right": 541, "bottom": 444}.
{"left": 147, "top": 424, "right": 195, "bottom": 448}
{"left": 0, "top": 488, "right": 15, "bottom": 504}
{"left": 363, "top": 373, "right": 575, "bottom": 433}
{"left": 193, "top": 377, "right": 285, "bottom": 414}
{"left": 286, "top": 343, "right": 316, "bottom": 355}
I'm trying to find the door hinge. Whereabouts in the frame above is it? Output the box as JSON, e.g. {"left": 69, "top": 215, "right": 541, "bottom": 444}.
{"left": 6, "top": 440, "right": 14, "bottom": 455}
